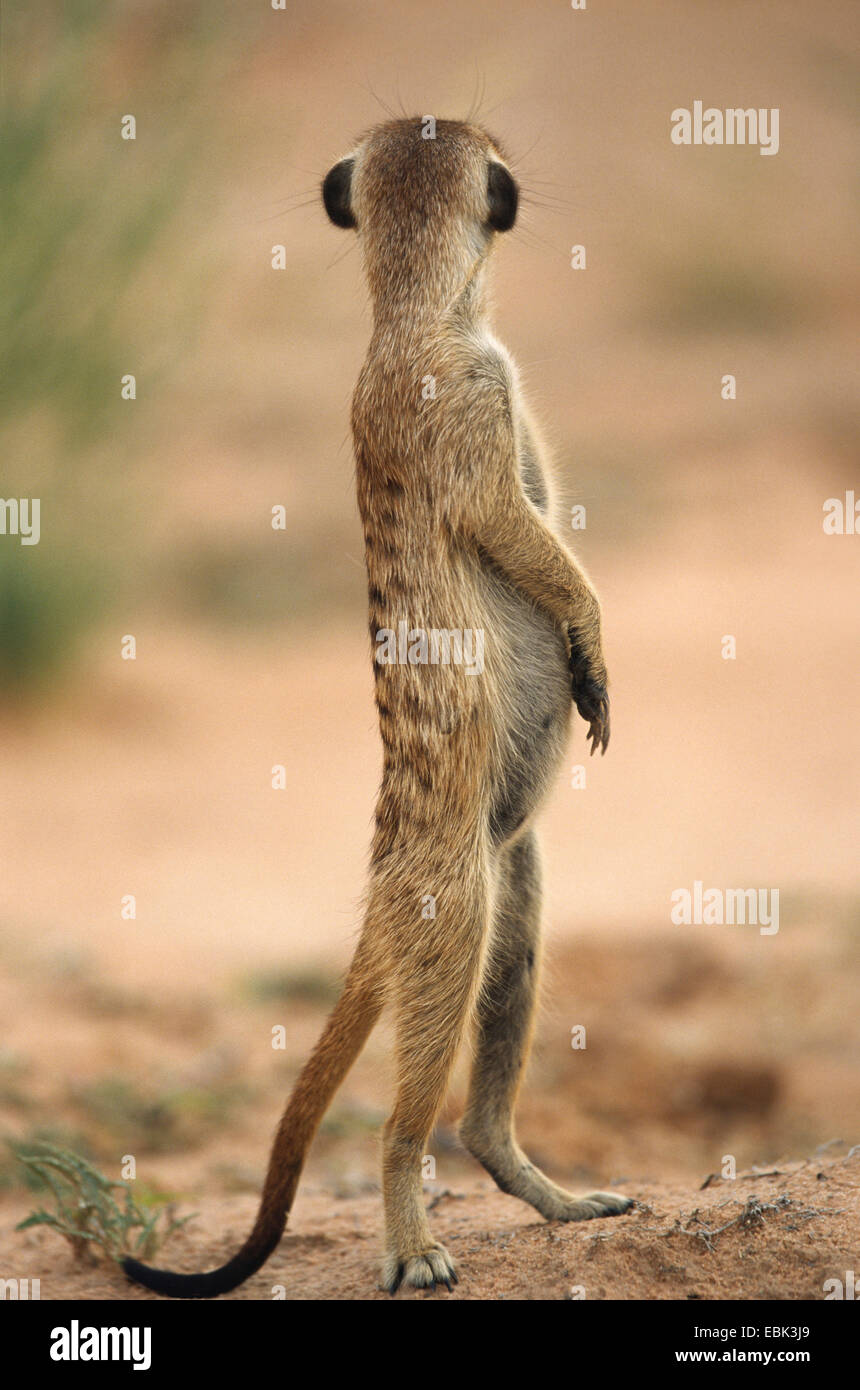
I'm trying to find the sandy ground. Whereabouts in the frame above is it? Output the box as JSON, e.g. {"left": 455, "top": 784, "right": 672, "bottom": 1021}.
{"left": 6, "top": 1157, "right": 858, "bottom": 1301}
{"left": 2, "top": 914, "right": 858, "bottom": 1299}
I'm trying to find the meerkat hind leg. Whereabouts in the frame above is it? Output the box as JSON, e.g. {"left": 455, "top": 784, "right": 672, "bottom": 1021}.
{"left": 460, "top": 830, "right": 633, "bottom": 1222}
{"left": 379, "top": 865, "right": 490, "bottom": 1293}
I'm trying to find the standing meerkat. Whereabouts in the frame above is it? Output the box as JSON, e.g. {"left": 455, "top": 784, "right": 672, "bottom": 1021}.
{"left": 124, "top": 116, "right": 631, "bottom": 1299}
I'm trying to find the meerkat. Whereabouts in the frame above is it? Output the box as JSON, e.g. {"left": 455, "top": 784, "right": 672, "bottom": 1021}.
{"left": 123, "top": 116, "right": 631, "bottom": 1300}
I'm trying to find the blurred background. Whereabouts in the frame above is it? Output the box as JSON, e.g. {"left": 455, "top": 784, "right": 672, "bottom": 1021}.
{"left": 1, "top": 0, "right": 858, "bottom": 1230}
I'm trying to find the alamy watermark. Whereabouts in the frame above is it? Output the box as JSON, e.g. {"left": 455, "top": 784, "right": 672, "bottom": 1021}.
{"left": 0, "top": 497, "right": 40, "bottom": 545}
{"left": 671, "top": 103, "right": 779, "bottom": 156}
{"left": 375, "top": 621, "right": 484, "bottom": 676}
{"left": 0, "top": 1277, "right": 40, "bottom": 1299}
{"left": 50, "top": 1321, "right": 150, "bottom": 1370}
{"left": 823, "top": 490, "right": 858, "bottom": 534}
{"left": 823, "top": 1271, "right": 858, "bottom": 1299}
{"left": 671, "top": 880, "right": 779, "bottom": 935}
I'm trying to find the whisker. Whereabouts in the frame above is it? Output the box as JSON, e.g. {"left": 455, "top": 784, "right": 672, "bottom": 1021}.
{"left": 475, "top": 93, "right": 508, "bottom": 122}
{"left": 325, "top": 239, "right": 359, "bottom": 271}
{"left": 254, "top": 198, "right": 320, "bottom": 225}
{"left": 520, "top": 195, "right": 572, "bottom": 218}
{"left": 359, "top": 80, "right": 398, "bottom": 121}
{"left": 467, "top": 66, "right": 487, "bottom": 125}
{"left": 513, "top": 222, "right": 568, "bottom": 262}
{"left": 394, "top": 80, "right": 409, "bottom": 119}
{"left": 263, "top": 186, "right": 320, "bottom": 208}
{"left": 511, "top": 125, "right": 548, "bottom": 168}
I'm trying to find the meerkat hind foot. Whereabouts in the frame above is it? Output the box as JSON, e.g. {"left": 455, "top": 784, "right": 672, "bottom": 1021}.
{"left": 551, "top": 1189, "right": 634, "bottom": 1221}
{"left": 381, "top": 1241, "right": 458, "bottom": 1294}
{"left": 512, "top": 1164, "right": 633, "bottom": 1221}
{"left": 473, "top": 1145, "right": 633, "bottom": 1223}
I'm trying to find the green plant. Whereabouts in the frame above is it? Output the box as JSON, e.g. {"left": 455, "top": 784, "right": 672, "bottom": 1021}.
{"left": 14, "top": 1143, "right": 193, "bottom": 1263}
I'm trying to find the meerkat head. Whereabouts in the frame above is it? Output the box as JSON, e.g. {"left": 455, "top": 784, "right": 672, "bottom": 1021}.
{"left": 322, "top": 118, "right": 518, "bottom": 307}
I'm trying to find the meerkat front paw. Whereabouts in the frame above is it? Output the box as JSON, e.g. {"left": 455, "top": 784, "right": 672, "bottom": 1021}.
{"left": 380, "top": 1242, "right": 458, "bottom": 1294}
{"left": 567, "top": 632, "right": 610, "bottom": 755}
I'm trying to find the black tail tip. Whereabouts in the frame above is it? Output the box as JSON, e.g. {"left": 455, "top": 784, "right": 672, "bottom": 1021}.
{"left": 122, "top": 1255, "right": 219, "bottom": 1299}
{"left": 122, "top": 1251, "right": 262, "bottom": 1299}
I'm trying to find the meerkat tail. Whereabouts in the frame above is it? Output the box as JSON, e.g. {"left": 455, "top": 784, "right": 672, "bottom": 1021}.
{"left": 123, "top": 948, "right": 383, "bottom": 1298}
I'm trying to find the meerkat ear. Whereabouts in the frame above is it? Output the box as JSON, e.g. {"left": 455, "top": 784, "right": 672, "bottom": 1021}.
{"left": 487, "top": 161, "right": 518, "bottom": 232}
{"left": 322, "top": 157, "right": 356, "bottom": 229}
